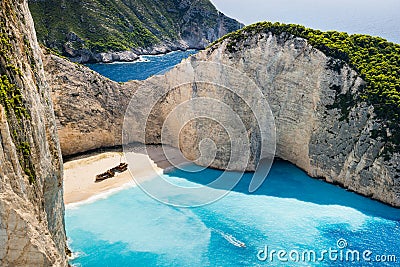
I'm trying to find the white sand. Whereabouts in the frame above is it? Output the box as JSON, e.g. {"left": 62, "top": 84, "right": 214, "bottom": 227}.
{"left": 63, "top": 145, "right": 190, "bottom": 204}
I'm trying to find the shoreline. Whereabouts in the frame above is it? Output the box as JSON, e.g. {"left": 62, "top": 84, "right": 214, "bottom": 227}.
{"left": 63, "top": 144, "right": 190, "bottom": 205}
{"left": 69, "top": 47, "right": 200, "bottom": 64}
{"left": 63, "top": 145, "right": 400, "bottom": 209}
{"left": 88, "top": 49, "right": 198, "bottom": 65}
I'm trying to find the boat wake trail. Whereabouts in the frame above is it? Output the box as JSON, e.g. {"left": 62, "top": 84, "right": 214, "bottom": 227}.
{"left": 211, "top": 228, "right": 246, "bottom": 248}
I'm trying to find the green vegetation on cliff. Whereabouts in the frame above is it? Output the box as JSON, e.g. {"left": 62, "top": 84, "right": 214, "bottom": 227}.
{"left": 28, "top": 0, "right": 242, "bottom": 56}
{"left": 0, "top": 75, "right": 29, "bottom": 120}
{"left": 212, "top": 22, "right": 400, "bottom": 155}
{"left": 0, "top": 7, "right": 36, "bottom": 184}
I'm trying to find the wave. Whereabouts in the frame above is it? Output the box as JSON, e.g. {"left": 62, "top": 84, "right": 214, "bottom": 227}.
{"left": 66, "top": 238, "right": 85, "bottom": 264}
{"left": 69, "top": 251, "right": 85, "bottom": 261}
{"left": 65, "top": 181, "right": 137, "bottom": 210}
{"left": 106, "top": 56, "right": 150, "bottom": 64}
{"left": 142, "top": 49, "right": 197, "bottom": 59}
{"left": 65, "top": 168, "right": 164, "bottom": 209}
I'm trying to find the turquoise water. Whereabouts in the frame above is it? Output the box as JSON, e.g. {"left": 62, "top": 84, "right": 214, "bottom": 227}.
{"left": 86, "top": 50, "right": 197, "bottom": 82}
{"left": 75, "top": 46, "right": 400, "bottom": 266}
{"left": 66, "top": 161, "right": 400, "bottom": 266}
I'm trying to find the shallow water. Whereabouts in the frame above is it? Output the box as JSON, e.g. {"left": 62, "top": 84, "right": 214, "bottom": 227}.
{"left": 75, "top": 39, "right": 400, "bottom": 266}
{"left": 66, "top": 161, "right": 400, "bottom": 266}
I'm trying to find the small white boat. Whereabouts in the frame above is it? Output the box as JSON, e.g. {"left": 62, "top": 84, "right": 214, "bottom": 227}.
{"left": 212, "top": 228, "right": 246, "bottom": 248}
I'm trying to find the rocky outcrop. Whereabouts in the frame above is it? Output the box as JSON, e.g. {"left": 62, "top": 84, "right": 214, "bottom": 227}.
{"left": 68, "top": 50, "right": 140, "bottom": 64}
{"left": 45, "top": 31, "right": 400, "bottom": 207}
{"left": 96, "top": 51, "right": 139, "bottom": 64}
{"left": 28, "top": 0, "right": 243, "bottom": 63}
{"left": 43, "top": 52, "right": 141, "bottom": 155}
{"left": 0, "top": 0, "right": 67, "bottom": 265}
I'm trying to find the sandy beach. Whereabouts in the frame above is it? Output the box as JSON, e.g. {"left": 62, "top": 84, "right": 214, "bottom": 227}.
{"left": 63, "top": 144, "right": 190, "bottom": 204}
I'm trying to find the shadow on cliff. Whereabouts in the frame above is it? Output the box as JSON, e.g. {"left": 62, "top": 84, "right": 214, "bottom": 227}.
{"left": 166, "top": 159, "right": 400, "bottom": 220}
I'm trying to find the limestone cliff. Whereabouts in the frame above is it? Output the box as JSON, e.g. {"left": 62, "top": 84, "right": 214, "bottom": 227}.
{"left": 202, "top": 32, "right": 400, "bottom": 206}
{"left": 45, "top": 29, "right": 399, "bottom": 207}
{"left": 0, "top": 0, "right": 67, "bottom": 265}
{"left": 43, "top": 52, "right": 141, "bottom": 156}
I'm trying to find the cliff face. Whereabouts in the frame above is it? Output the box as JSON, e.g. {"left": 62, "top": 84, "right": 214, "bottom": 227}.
{"left": 46, "top": 31, "right": 399, "bottom": 206}
{"left": 202, "top": 33, "right": 399, "bottom": 206}
{"left": 0, "top": 0, "right": 67, "bottom": 265}
{"left": 28, "top": 0, "right": 243, "bottom": 63}
{"left": 43, "top": 52, "right": 141, "bottom": 156}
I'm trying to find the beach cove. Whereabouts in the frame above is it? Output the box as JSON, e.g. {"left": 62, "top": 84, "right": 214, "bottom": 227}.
{"left": 64, "top": 49, "right": 400, "bottom": 266}
{"left": 63, "top": 145, "right": 189, "bottom": 205}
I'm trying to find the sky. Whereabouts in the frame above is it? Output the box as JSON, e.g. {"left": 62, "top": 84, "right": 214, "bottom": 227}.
{"left": 210, "top": 0, "right": 400, "bottom": 43}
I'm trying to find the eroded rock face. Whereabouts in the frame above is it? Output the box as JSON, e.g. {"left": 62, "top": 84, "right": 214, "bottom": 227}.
{"left": 46, "top": 32, "right": 399, "bottom": 207}
{"left": 43, "top": 53, "right": 142, "bottom": 156}
{"left": 0, "top": 0, "right": 67, "bottom": 265}
{"left": 202, "top": 33, "right": 400, "bottom": 206}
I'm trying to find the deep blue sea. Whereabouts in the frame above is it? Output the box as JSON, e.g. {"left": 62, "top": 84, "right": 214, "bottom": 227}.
{"left": 86, "top": 50, "right": 197, "bottom": 82}
{"left": 73, "top": 51, "right": 400, "bottom": 266}
{"left": 67, "top": 162, "right": 400, "bottom": 266}
{"left": 211, "top": 0, "right": 400, "bottom": 44}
